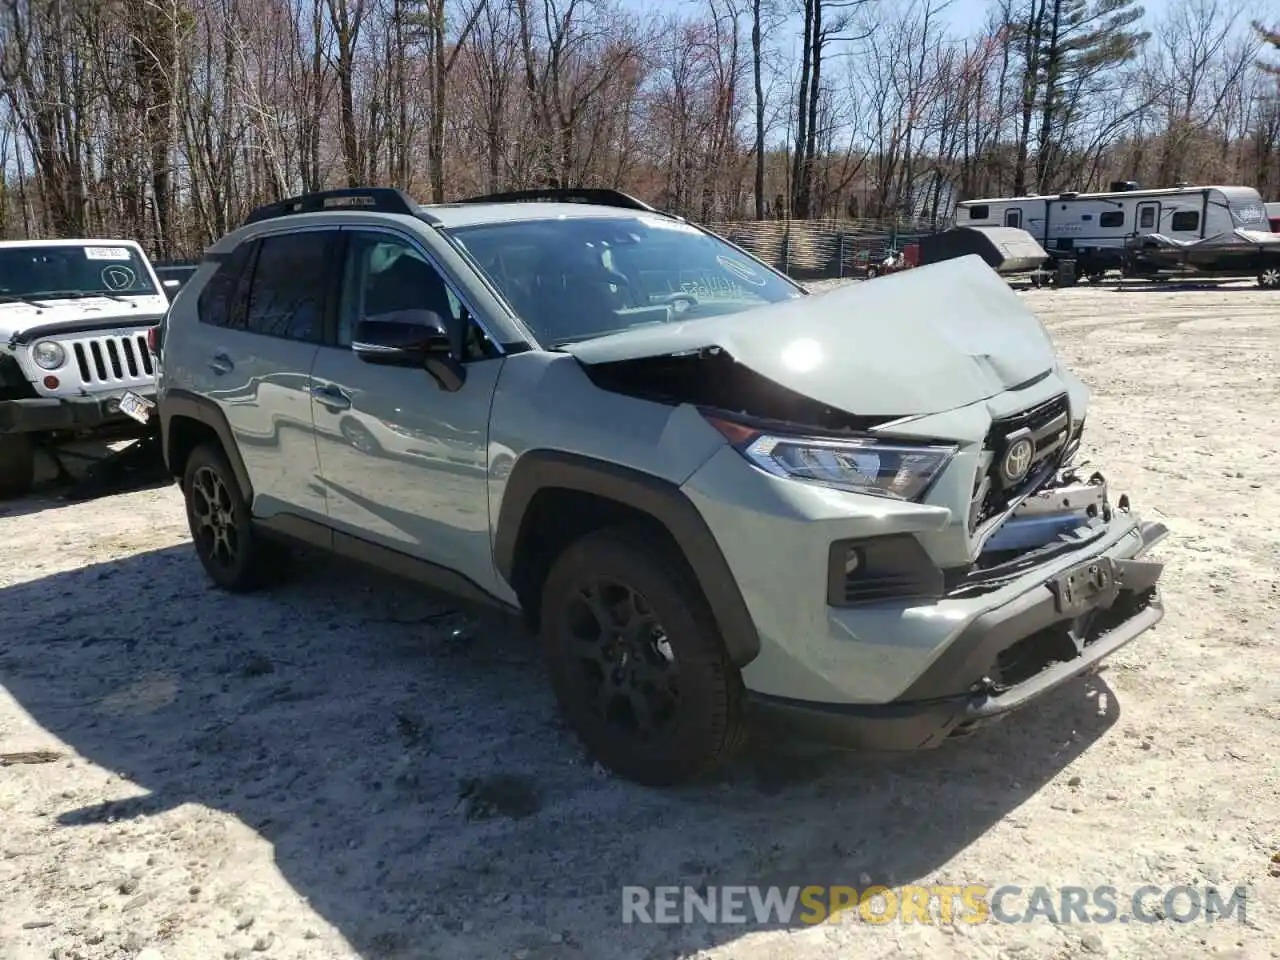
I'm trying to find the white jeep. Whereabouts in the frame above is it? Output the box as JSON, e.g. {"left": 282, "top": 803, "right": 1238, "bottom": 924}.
{"left": 0, "top": 239, "right": 167, "bottom": 498}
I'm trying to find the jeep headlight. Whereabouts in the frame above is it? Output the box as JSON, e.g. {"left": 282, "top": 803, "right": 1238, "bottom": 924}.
{"left": 705, "top": 415, "right": 957, "bottom": 501}
{"left": 31, "top": 340, "right": 66, "bottom": 370}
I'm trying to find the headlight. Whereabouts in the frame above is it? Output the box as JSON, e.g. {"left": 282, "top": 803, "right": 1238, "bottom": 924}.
{"left": 31, "top": 340, "right": 66, "bottom": 370}
{"left": 705, "top": 415, "right": 957, "bottom": 501}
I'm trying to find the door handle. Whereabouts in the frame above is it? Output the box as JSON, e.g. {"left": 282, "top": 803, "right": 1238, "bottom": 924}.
{"left": 310, "top": 384, "right": 352, "bottom": 411}
{"left": 208, "top": 352, "right": 234, "bottom": 374}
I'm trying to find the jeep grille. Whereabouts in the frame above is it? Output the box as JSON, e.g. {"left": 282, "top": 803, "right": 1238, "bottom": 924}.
{"left": 71, "top": 333, "right": 155, "bottom": 386}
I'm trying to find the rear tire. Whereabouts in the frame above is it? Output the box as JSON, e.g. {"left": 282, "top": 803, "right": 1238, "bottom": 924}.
{"left": 181, "top": 443, "right": 287, "bottom": 592}
{"left": 1258, "top": 267, "right": 1280, "bottom": 289}
{"left": 539, "top": 526, "right": 747, "bottom": 786}
{"left": 0, "top": 434, "right": 36, "bottom": 500}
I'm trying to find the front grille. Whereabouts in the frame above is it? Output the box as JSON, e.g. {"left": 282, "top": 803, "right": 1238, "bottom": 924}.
{"left": 70, "top": 333, "right": 155, "bottom": 386}
{"left": 969, "top": 393, "right": 1071, "bottom": 531}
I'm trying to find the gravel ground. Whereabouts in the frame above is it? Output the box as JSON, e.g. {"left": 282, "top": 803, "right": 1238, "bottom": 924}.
{"left": 1, "top": 278, "right": 1277, "bottom": 960}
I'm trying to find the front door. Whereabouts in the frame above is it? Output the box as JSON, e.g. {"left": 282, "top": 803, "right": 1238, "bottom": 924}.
{"left": 1004, "top": 207, "right": 1022, "bottom": 229}
{"left": 184, "top": 229, "right": 337, "bottom": 521}
{"left": 309, "top": 227, "right": 505, "bottom": 587}
{"left": 1136, "top": 201, "right": 1160, "bottom": 235}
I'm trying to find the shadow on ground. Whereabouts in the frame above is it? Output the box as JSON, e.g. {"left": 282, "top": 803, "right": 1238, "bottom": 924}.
{"left": 0, "top": 545, "right": 1121, "bottom": 960}
{"left": 0, "top": 437, "right": 171, "bottom": 519}
{"left": 1101, "top": 281, "right": 1264, "bottom": 294}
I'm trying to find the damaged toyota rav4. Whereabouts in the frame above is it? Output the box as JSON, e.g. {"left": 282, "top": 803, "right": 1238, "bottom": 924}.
{"left": 157, "top": 187, "right": 1168, "bottom": 786}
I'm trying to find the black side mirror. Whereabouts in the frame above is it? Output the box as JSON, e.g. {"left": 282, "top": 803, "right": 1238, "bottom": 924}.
{"left": 352, "top": 310, "right": 465, "bottom": 392}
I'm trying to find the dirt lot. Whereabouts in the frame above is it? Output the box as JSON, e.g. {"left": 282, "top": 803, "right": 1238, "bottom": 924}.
{"left": 1, "top": 279, "right": 1277, "bottom": 960}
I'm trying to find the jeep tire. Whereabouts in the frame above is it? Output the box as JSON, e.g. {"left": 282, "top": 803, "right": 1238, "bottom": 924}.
{"left": 0, "top": 433, "right": 36, "bottom": 500}
{"left": 539, "top": 526, "right": 747, "bottom": 785}
{"left": 182, "top": 443, "right": 286, "bottom": 592}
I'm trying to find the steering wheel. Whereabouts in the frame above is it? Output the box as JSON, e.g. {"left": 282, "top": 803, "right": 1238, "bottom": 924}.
{"left": 602, "top": 266, "right": 642, "bottom": 308}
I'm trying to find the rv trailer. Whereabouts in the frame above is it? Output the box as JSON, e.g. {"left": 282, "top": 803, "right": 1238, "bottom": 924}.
{"left": 1267, "top": 202, "right": 1280, "bottom": 233}
{"left": 954, "top": 182, "right": 1269, "bottom": 281}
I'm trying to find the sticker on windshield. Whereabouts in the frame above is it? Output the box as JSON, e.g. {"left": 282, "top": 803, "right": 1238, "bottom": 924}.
{"left": 101, "top": 265, "right": 137, "bottom": 290}
{"left": 84, "top": 246, "right": 132, "bottom": 260}
{"left": 716, "top": 254, "right": 767, "bottom": 287}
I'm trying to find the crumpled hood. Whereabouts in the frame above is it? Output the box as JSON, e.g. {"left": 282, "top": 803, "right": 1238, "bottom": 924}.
{"left": 563, "top": 255, "right": 1059, "bottom": 417}
{"left": 0, "top": 294, "right": 168, "bottom": 341}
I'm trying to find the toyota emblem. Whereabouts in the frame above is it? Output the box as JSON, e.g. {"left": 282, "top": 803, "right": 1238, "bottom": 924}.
{"left": 1002, "top": 438, "right": 1035, "bottom": 483}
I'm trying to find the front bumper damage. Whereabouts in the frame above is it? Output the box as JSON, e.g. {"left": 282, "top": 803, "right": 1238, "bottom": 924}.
{"left": 747, "top": 475, "right": 1169, "bottom": 751}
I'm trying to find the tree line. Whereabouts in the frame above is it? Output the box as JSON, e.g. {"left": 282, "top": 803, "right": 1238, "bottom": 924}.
{"left": 0, "top": 0, "right": 1278, "bottom": 257}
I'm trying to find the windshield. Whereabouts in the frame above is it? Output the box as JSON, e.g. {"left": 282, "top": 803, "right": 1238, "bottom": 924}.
{"left": 0, "top": 244, "right": 158, "bottom": 300}
{"left": 445, "top": 216, "right": 803, "bottom": 346}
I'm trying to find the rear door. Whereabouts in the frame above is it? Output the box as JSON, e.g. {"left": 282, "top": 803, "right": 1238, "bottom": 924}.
{"left": 184, "top": 229, "right": 339, "bottom": 521}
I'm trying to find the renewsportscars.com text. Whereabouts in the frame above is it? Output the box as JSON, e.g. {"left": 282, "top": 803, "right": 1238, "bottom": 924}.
{"left": 621, "top": 884, "right": 1251, "bottom": 926}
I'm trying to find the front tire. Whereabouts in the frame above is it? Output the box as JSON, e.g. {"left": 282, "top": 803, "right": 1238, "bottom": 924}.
{"left": 1258, "top": 266, "right": 1280, "bottom": 289}
{"left": 0, "top": 434, "right": 36, "bottom": 500}
{"left": 182, "top": 443, "right": 285, "bottom": 592}
{"left": 539, "top": 527, "right": 747, "bottom": 786}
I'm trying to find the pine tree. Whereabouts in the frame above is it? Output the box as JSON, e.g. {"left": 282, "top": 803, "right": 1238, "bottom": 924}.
{"left": 1007, "top": 0, "right": 1148, "bottom": 192}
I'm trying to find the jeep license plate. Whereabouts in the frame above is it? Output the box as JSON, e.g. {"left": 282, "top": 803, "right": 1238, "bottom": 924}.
{"left": 118, "top": 391, "right": 155, "bottom": 425}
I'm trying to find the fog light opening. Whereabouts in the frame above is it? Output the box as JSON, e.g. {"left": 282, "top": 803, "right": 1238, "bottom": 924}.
{"left": 42, "top": 375, "right": 60, "bottom": 389}
{"left": 844, "top": 548, "right": 863, "bottom": 576}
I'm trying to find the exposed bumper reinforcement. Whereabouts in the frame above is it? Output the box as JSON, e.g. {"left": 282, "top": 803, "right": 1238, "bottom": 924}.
{"left": 748, "top": 519, "right": 1169, "bottom": 752}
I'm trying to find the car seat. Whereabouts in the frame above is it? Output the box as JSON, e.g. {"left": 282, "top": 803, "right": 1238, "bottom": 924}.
{"left": 365, "top": 249, "right": 464, "bottom": 356}
{"left": 532, "top": 245, "right": 630, "bottom": 343}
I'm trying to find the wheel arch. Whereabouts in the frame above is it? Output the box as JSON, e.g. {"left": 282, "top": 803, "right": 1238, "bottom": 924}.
{"left": 161, "top": 389, "right": 253, "bottom": 499}
{"left": 493, "top": 450, "right": 761, "bottom": 668}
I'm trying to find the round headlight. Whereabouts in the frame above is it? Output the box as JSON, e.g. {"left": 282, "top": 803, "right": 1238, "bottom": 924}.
{"left": 32, "top": 340, "right": 66, "bottom": 370}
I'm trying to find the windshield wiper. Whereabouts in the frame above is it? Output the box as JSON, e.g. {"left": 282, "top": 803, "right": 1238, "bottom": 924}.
{"left": 0, "top": 293, "right": 48, "bottom": 309}
{"left": 27, "top": 290, "right": 134, "bottom": 303}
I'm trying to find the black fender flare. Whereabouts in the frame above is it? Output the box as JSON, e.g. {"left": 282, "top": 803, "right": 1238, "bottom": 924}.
{"left": 160, "top": 389, "right": 254, "bottom": 500}
{"left": 493, "top": 450, "right": 761, "bottom": 668}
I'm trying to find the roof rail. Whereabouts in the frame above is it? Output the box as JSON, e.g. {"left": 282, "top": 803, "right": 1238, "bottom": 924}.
{"left": 242, "top": 187, "right": 423, "bottom": 226}
{"left": 455, "top": 187, "right": 663, "bottom": 213}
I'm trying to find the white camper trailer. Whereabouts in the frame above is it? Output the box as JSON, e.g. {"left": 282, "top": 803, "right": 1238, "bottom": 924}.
{"left": 954, "top": 182, "right": 1269, "bottom": 279}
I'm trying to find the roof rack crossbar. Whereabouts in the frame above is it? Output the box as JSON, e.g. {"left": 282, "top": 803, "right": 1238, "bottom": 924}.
{"left": 454, "top": 187, "right": 661, "bottom": 213}
{"left": 242, "top": 187, "right": 425, "bottom": 226}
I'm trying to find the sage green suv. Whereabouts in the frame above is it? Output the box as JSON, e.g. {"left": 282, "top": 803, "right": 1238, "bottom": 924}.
{"left": 155, "top": 187, "right": 1169, "bottom": 785}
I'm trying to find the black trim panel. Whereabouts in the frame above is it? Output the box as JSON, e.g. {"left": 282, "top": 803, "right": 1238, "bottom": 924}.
{"left": 493, "top": 450, "right": 761, "bottom": 667}
{"left": 0, "top": 391, "right": 155, "bottom": 435}
{"left": 255, "top": 513, "right": 518, "bottom": 614}
{"left": 159, "top": 389, "right": 255, "bottom": 499}
{"left": 9, "top": 315, "right": 164, "bottom": 344}
{"left": 827, "top": 534, "right": 944, "bottom": 606}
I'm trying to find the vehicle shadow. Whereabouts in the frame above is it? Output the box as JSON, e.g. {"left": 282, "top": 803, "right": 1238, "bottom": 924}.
{"left": 0, "top": 545, "right": 1121, "bottom": 960}
{"left": 1104, "top": 280, "right": 1264, "bottom": 293}
{"left": 0, "top": 438, "right": 171, "bottom": 518}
